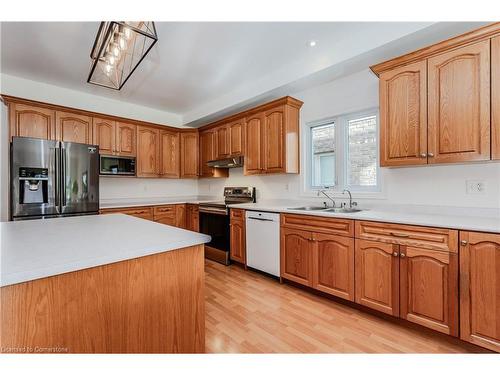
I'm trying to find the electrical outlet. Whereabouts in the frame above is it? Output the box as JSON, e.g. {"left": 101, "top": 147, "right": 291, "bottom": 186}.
{"left": 466, "top": 180, "right": 486, "bottom": 194}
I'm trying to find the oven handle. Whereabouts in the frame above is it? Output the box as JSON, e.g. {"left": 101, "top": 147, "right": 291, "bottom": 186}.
{"left": 199, "top": 207, "right": 228, "bottom": 215}
{"left": 247, "top": 216, "right": 274, "bottom": 222}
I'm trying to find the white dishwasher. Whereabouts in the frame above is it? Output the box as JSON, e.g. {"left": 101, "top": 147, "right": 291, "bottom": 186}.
{"left": 245, "top": 210, "right": 280, "bottom": 277}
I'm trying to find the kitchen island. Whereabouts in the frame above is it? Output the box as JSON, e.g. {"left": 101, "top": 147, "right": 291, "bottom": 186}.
{"left": 0, "top": 214, "right": 211, "bottom": 353}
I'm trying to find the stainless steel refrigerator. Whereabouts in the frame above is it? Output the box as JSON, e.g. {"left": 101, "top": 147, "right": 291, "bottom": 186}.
{"left": 10, "top": 137, "right": 99, "bottom": 220}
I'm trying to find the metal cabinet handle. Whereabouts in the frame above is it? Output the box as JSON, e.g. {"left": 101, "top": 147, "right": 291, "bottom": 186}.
{"left": 400, "top": 253, "right": 406, "bottom": 258}
{"left": 428, "top": 152, "right": 434, "bottom": 157}
{"left": 420, "top": 153, "right": 427, "bottom": 158}
{"left": 460, "top": 240, "right": 468, "bottom": 246}
{"left": 390, "top": 232, "right": 410, "bottom": 238}
{"left": 392, "top": 251, "right": 399, "bottom": 257}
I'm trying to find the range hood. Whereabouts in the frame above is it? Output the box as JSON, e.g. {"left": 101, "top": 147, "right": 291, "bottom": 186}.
{"left": 207, "top": 156, "right": 243, "bottom": 168}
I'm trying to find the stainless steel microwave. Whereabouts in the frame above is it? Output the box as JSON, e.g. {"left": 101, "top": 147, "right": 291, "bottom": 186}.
{"left": 99, "top": 155, "right": 136, "bottom": 176}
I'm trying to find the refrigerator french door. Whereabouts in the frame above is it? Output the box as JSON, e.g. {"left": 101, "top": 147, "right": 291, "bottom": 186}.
{"left": 11, "top": 137, "right": 99, "bottom": 220}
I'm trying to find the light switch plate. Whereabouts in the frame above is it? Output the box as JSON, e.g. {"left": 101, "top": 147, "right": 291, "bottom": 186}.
{"left": 466, "top": 180, "right": 486, "bottom": 194}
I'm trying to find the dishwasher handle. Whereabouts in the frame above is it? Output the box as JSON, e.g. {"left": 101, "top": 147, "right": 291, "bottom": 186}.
{"left": 247, "top": 216, "right": 275, "bottom": 222}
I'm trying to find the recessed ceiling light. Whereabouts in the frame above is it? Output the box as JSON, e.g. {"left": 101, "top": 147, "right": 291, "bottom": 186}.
{"left": 308, "top": 40, "right": 317, "bottom": 47}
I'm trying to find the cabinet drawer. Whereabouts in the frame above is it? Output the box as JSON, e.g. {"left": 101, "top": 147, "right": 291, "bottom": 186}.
{"left": 153, "top": 205, "right": 176, "bottom": 219}
{"left": 155, "top": 216, "right": 176, "bottom": 226}
{"left": 230, "top": 208, "right": 245, "bottom": 220}
{"left": 355, "top": 221, "right": 458, "bottom": 253}
{"left": 100, "top": 206, "right": 153, "bottom": 220}
{"left": 281, "top": 213, "right": 353, "bottom": 237}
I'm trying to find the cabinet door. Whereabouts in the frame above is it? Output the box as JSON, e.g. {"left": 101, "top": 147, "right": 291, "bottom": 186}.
{"left": 115, "top": 122, "right": 136, "bottom": 156}
{"left": 230, "top": 218, "right": 246, "bottom": 264}
{"left": 199, "top": 130, "right": 215, "bottom": 177}
{"left": 355, "top": 239, "right": 400, "bottom": 316}
{"left": 136, "top": 126, "right": 160, "bottom": 177}
{"left": 180, "top": 132, "right": 199, "bottom": 178}
{"left": 263, "top": 107, "right": 285, "bottom": 173}
{"left": 215, "top": 125, "right": 229, "bottom": 159}
{"left": 313, "top": 233, "right": 354, "bottom": 301}
{"left": 160, "top": 130, "right": 180, "bottom": 178}
{"left": 428, "top": 40, "right": 490, "bottom": 163}
{"left": 493, "top": 36, "right": 500, "bottom": 160}
{"left": 10, "top": 103, "right": 55, "bottom": 140}
{"left": 186, "top": 205, "right": 199, "bottom": 232}
{"left": 175, "top": 204, "right": 186, "bottom": 228}
{"left": 93, "top": 117, "right": 116, "bottom": 155}
{"left": 229, "top": 119, "right": 244, "bottom": 156}
{"left": 280, "top": 227, "right": 313, "bottom": 286}
{"left": 55, "top": 111, "right": 92, "bottom": 144}
{"left": 460, "top": 231, "right": 500, "bottom": 352}
{"left": 400, "top": 246, "right": 458, "bottom": 336}
{"left": 244, "top": 114, "right": 263, "bottom": 175}
{"left": 379, "top": 61, "right": 427, "bottom": 166}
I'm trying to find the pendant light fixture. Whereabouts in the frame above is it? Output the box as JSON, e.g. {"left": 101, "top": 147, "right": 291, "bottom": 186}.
{"left": 87, "top": 21, "right": 158, "bottom": 90}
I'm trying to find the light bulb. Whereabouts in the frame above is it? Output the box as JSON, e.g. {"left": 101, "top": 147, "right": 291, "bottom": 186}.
{"left": 119, "top": 35, "right": 126, "bottom": 50}
{"left": 113, "top": 44, "right": 120, "bottom": 57}
{"left": 105, "top": 63, "right": 112, "bottom": 75}
{"left": 123, "top": 27, "right": 131, "bottom": 40}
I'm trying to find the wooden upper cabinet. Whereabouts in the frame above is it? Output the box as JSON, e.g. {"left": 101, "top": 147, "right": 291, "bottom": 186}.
{"left": 280, "top": 227, "right": 314, "bottom": 287}
{"left": 55, "top": 111, "right": 92, "bottom": 144}
{"left": 244, "top": 113, "right": 263, "bottom": 175}
{"left": 159, "top": 130, "right": 180, "bottom": 178}
{"left": 136, "top": 126, "right": 160, "bottom": 177}
{"left": 263, "top": 106, "right": 285, "bottom": 173}
{"left": 9, "top": 103, "right": 55, "bottom": 140}
{"left": 115, "top": 122, "right": 136, "bottom": 156}
{"left": 199, "top": 130, "right": 215, "bottom": 177}
{"left": 379, "top": 61, "right": 428, "bottom": 166}
{"left": 180, "top": 131, "right": 199, "bottom": 178}
{"left": 460, "top": 231, "right": 500, "bottom": 352}
{"left": 400, "top": 246, "right": 458, "bottom": 336}
{"left": 228, "top": 119, "right": 244, "bottom": 156}
{"left": 355, "top": 239, "right": 400, "bottom": 316}
{"left": 93, "top": 117, "right": 116, "bottom": 155}
{"left": 215, "top": 125, "right": 229, "bottom": 159}
{"left": 428, "top": 40, "right": 490, "bottom": 163}
{"left": 493, "top": 35, "right": 500, "bottom": 160}
{"left": 313, "top": 233, "right": 354, "bottom": 301}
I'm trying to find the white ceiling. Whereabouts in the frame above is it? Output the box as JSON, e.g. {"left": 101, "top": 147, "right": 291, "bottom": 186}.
{"left": 0, "top": 22, "right": 489, "bottom": 126}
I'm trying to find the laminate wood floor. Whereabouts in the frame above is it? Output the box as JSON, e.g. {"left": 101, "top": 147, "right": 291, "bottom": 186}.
{"left": 205, "top": 260, "right": 478, "bottom": 353}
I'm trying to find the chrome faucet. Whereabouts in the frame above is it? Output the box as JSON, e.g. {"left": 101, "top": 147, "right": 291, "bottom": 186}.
{"left": 342, "top": 189, "right": 357, "bottom": 208}
{"left": 317, "top": 190, "right": 336, "bottom": 208}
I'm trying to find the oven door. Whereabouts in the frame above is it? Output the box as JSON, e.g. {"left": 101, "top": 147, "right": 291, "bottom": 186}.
{"left": 199, "top": 209, "right": 230, "bottom": 253}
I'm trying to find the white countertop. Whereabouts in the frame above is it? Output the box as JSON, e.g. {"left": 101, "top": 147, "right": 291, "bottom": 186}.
{"left": 0, "top": 214, "right": 211, "bottom": 287}
{"left": 230, "top": 202, "right": 500, "bottom": 233}
{"left": 99, "top": 196, "right": 218, "bottom": 209}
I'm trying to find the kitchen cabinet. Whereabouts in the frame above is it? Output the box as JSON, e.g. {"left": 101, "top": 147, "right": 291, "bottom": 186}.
{"left": 379, "top": 61, "right": 427, "bottom": 166}
{"left": 160, "top": 130, "right": 180, "bottom": 178}
{"left": 244, "top": 113, "right": 264, "bottom": 175}
{"left": 115, "top": 122, "right": 136, "bottom": 156}
{"left": 180, "top": 131, "right": 199, "bottom": 178}
{"left": 9, "top": 103, "right": 55, "bottom": 140}
{"left": 175, "top": 204, "right": 186, "bottom": 228}
{"left": 215, "top": 125, "right": 229, "bottom": 159}
{"left": 262, "top": 106, "right": 285, "bottom": 173}
{"left": 428, "top": 40, "right": 490, "bottom": 163}
{"left": 100, "top": 206, "right": 154, "bottom": 221}
{"left": 459, "top": 231, "right": 500, "bottom": 352}
{"left": 493, "top": 35, "right": 500, "bottom": 160}
{"left": 93, "top": 117, "right": 116, "bottom": 155}
{"left": 137, "top": 126, "right": 160, "bottom": 177}
{"left": 281, "top": 227, "right": 314, "bottom": 287}
{"left": 230, "top": 209, "right": 246, "bottom": 264}
{"left": 55, "top": 111, "right": 92, "bottom": 144}
{"left": 198, "top": 130, "right": 228, "bottom": 178}
{"left": 186, "top": 204, "right": 199, "bottom": 232}
{"left": 228, "top": 119, "right": 244, "bottom": 156}
{"left": 355, "top": 239, "right": 400, "bottom": 316}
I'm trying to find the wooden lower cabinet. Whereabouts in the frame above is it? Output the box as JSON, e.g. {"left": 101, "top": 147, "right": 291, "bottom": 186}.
{"left": 230, "top": 209, "right": 246, "bottom": 264}
{"left": 280, "top": 227, "right": 314, "bottom": 287}
{"left": 175, "top": 204, "right": 186, "bottom": 228}
{"left": 460, "top": 231, "right": 500, "bottom": 352}
{"left": 312, "top": 233, "right": 354, "bottom": 301}
{"left": 400, "top": 246, "right": 458, "bottom": 336}
{"left": 186, "top": 204, "right": 199, "bottom": 232}
{"left": 100, "top": 206, "right": 154, "bottom": 221}
{"left": 355, "top": 239, "right": 400, "bottom": 316}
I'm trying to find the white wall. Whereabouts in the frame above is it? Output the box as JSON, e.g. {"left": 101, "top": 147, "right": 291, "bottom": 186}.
{"left": 198, "top": 69, "right": 500, "bottom": 209}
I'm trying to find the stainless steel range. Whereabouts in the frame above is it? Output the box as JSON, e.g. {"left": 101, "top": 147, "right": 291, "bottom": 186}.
{"left": 199, "top": 187, "right": 255, "bottom": 265}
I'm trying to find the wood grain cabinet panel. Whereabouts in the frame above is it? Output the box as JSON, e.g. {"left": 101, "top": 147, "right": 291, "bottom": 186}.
{"left": 280, "top": 227, "right": 313, "bottom": 287}
{"left": 215, "top": 125, "right": 229, "bottom": 159}
{"left": 186, "top": 204, "right": 199, "bottom": 232}
{"left": 428, "top": 40, "right": 490, "bottom": 163}
{"left": 198, "top": 130, "right": 228, "bottom": 178}
{"left": 137, "top": 126, "right": 160, "bottom": 177}
{"left": 313, "top": 233, "right": 354, "bottom": 301}
{"left": 263, "top": 107, "right": 285, "bottom": 173}
{"left": 175, "top": 204, "right": 186, "bottom": 228}
{"left": 55, "top": 111, "right": 92, "bottom": 144}
{"left": 460, "top": 231, "right": 500, "bottom": 352}
{"left": 355, "top": 239, "right": 400, "bottom": 316}
{"left": 492, "top": 35, "right": 500, "bottom": 160}
{"left": 180, "top": 131, "right": 199, "bottom": 178}
{"left": 244, "top": 114, "right": 264, "bottom": 175}
{"left": 116, "top": 122, "right": 136, "bottom": 156}
{"left": 282, "top": 214, "right": 353, "bottom": 237}
{"left": 100, "top": 206, "right": 154, "bottom": 221}
{"left": 9, "top": 103, "right": 55, "bottom": 140}
{"left": 229, "top": 120, "right": 244, "bottom": 156}
{"left": 400, "top": 246, "right": 458, "bottom": 336}
{"left": 230, "top": 209, "right": 246, "bottom": 264}
{"left": 93, "top": 117, "right": 116, "bottom": 155}
{"left": 379, "top": 61, "right": 428, "bottom": 166}
{"left": 160, "top": 130, "right": 180, "bottom": 178}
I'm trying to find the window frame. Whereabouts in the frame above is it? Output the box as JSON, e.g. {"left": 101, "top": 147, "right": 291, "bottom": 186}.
{"left": 303, "top": 108, "right": 382, "bottom": 196}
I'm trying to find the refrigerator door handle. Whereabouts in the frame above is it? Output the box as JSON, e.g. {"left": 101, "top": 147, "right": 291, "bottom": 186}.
{"left": 54, "top": 147, "right": 61, "bottom": 211}
{"left": 61, "top": 149, "right": 67, "bottom": 207}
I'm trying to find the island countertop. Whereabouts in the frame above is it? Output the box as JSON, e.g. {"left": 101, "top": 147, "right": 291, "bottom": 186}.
{"left": 0, "top": 214, "right": 211, "bottom": 287}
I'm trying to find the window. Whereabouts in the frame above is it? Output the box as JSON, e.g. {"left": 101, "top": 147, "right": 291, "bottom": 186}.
{"left": 307, "top": 109, "right": 380, "bottom": 193}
